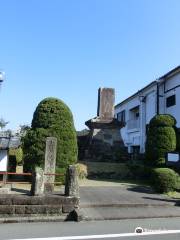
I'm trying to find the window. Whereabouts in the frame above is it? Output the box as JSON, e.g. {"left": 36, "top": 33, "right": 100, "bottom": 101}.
{"left": 117, "top": 110, "right": 126, "bottom": 123}
{"left": 166, "top": 95, "right": 176, "bottom": 108}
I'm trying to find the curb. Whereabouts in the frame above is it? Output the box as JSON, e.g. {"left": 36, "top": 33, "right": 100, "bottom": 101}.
{"left": 0, "top": 215, "right": 67, "bottom": 224}
{"left": 80, "top": 203, "right": 171, "bottom": 208}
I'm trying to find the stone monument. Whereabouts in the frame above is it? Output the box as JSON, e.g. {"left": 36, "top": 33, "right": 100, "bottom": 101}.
{"left": 44, "top": 137, "right": 57, "bottom": 193}
{"left": 84, "top": 88, "right": 125, "bottom": 161}
{"left": 97, "top": 88, "right": 115, "bottom": 119}
{"left": 65, "top": 165, "right": 79, "bottom": 197}
{"left": 31, "top": 167, "right": 44, "bottom": 196}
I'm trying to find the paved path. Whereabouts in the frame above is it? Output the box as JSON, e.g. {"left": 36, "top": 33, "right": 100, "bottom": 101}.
{"left": 4, "top": 179, "right": 180, "bottom": 221}
{"left": 79, "top": 180, "right": 180, "bottom": 220}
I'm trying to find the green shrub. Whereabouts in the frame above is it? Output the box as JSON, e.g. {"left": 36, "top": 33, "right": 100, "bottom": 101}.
{"left": 128, "top": 163, "right": 152, "bottom": 181}
{"left": 23, "top": 128, "right": 52, "bottom": 172}
{"left": 23, "top": 97, "right": 78, "bottom": 172}
{"left": 149, "top": 114, "right": 176, "bottom": 127}
{"left": 76, "top": 163, "right": 88, "bottom": 179}
{"left": 175, "top": 127, "right": 180, "bottom": 153}
{"left": 145, "top": 115, "right": 177, "bottom": 166}
{"left": 79, "top": 161, "right": 131, "bottom": 179}
{"left": 9, "top": 147, "right": 23, "bottom": 165}
{"left": 55, "top": 167, "right": 66, "bottom": 185}
{"left": 8, "top": 155, "right": 17, "bottom": 172}
{"left": 151, "top": 168, "right": 179, "bottom": 193}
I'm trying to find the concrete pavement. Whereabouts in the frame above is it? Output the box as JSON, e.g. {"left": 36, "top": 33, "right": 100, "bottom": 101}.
{"left": 79, "top": 181, "right": 180, "bottom": 220}
{"left": 2, "top": 179, "right": 180, "bottom": 222}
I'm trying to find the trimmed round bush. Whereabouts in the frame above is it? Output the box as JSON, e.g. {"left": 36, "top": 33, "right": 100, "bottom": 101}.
{"left": 151, "top": 168, "right": 179, "bottom": 193}
{"left": 175, "top": 127, "right": 180, "bottom": 153}
{"left": 23, "top": 97, "right": 78, "bottom": 172}
{"left": 149, "top": 114, "right": 176, "bottom": 127}
{"left": 145, "top": 114, "right": 177, "bottom": 166}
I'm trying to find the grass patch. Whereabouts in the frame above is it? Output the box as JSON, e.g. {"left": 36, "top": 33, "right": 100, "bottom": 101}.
{"left": 165, "top": 191, "right": 180, "bottom": 199}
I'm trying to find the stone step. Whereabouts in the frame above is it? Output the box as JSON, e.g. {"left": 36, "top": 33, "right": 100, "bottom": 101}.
{"left": 0, "top": 204, "right": 76, "bottom": 215}
{"left": 0, "top": 195, "right": 79, "bottom": 206}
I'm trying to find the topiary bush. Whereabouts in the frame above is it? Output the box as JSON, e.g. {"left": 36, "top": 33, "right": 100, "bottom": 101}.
{"left": 175, "top": 127, "right": 180, "bottom": 153}
{"left": 151, "top": 168, "right": 180, "bottom": 193}
{"left": 23, "top": 97, "right": 78, "bottom": 172}
{"left": 145, "top": 114, "right": 177, "bottom": 166}
{"left": 148, "top": 114, "right": 176, "bottom": 128}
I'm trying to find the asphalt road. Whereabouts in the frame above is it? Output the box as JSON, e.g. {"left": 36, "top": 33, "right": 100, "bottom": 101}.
{"left": 0, "top": 217, "right": 180, "bottom": 240}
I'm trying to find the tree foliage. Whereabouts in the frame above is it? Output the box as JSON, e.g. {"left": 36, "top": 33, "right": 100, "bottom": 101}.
{"left": 0, "top": 118, "right": 9, "bottom": 130}
{"left": 145, "top": 114, "right": 176, "bottom": 166}
{"left": 9, "top": 147, "right": 23, "bottom": 164}
{"left": 23, "top": 97, "right": 78, "bottom": 172}
{"left": 151, "top": 168, "right": 180, "bottom": 193}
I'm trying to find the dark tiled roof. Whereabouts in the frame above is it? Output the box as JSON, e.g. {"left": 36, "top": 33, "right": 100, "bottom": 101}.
{"left": 0, "top": 137, "right": 21, "bottom": 150}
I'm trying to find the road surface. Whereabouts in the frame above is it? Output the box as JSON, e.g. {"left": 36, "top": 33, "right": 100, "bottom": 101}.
{"left": 0, "top": 217, "right": 180, "bottom": 240}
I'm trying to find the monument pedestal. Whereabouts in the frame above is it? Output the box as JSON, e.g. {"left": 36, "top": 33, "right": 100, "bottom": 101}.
{"left": 83, "top": 88, "right": 127, "bottom": 162}
{"left": 85, "top": 117, "right": 124, "bottom": 161}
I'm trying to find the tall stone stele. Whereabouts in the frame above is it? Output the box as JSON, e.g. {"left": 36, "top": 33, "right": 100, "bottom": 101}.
{"left": 85, "top": 88, "right": 124, "bottom": 161}
{"left": 44, "top": 137, "right": 57, "bottom": 193}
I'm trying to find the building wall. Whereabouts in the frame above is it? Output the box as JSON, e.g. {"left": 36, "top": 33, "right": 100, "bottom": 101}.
{"left": 116, "top": 71, "right": 180, "bottom": 153}
{"left": 115, "top": 84, "right": 157, "bottom": 153}
{"left": 163, "top": 72, "right": 180, "bottom": 127}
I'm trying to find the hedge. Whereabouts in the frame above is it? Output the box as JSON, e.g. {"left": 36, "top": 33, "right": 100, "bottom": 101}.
{"left": 151, "top": 168, "right": 180, "bottom": 193}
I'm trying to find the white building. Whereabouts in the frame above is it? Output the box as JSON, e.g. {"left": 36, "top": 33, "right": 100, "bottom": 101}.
{"left": 115, "top": 66, "right": 180, "bottom": 154}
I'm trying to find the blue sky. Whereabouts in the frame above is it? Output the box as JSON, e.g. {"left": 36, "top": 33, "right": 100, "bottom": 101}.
{"left": 0, "top": 0, "right": 180, "bottom": 131}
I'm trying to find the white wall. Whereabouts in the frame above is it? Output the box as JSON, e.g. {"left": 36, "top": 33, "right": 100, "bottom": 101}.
{"left": 145, "top": 91, "right": 156, "bottom": 124}
{"left": 115, "top": 95, "right": 140, "bottom": 148}
{"left": 115, "top": 71, "right": 180, "bottom": 153}
{"left": 0, "top": 150, "right": 8, "bottom": 172}
{"left": 115, "top": 84, "right": 157, "bottom": 153}
{"left": 164, "top": 73, "right": 180, "bottom": 127}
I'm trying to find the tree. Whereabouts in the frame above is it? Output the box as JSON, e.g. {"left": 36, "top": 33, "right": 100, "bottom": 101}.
{"left": 23, "top": 97, "right": 78, "bottom": 172}
{"left": 19, "top": 124, "right": 30, "bottom": 137}
{"left": 145, "top": 114, "right": 177, "bottom": 166}
{"left": 9, "top": 147, "right": 23, "bottom": 164}
{"left": 0, "top": 118, "right": 9, "bottom": 130}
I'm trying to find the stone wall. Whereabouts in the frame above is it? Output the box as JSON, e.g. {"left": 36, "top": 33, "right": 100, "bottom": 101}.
{"left": 0, "top": 195, "right": 79, "bottom": 221}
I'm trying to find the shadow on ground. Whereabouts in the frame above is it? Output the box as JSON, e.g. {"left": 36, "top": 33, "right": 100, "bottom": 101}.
{"left": 11, "top": 188, "right": 30, "bottom": 195}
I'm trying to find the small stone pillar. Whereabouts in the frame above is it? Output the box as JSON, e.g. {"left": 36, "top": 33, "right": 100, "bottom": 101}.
{"left": 65, "top": 165, "right": 79, "bottom": 197}
{"left": 44, "top": 137, "right": 57, "bottom": 193}
{"left": 31, "top": 167, "right": 44, "bottom": 196}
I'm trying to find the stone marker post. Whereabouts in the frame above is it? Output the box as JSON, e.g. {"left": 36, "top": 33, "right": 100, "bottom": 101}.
{"left": 31, "top": 167, "right": 44, "bottom": 196}
{"left": 65, "top": 165, "right": 79, "bottom": 197}
{"left": 44, "top": 137, "right": 57, "bottom": 193}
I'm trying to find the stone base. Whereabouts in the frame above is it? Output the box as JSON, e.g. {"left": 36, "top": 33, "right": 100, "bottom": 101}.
{"left": 83, "top": 119, "right": 127, "bottom": 162}
{"left": 0, "top": 194, "right": 79, "bottom": 221}
{"left": 0, "top": 188, "right": 10, "bottom": 194}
